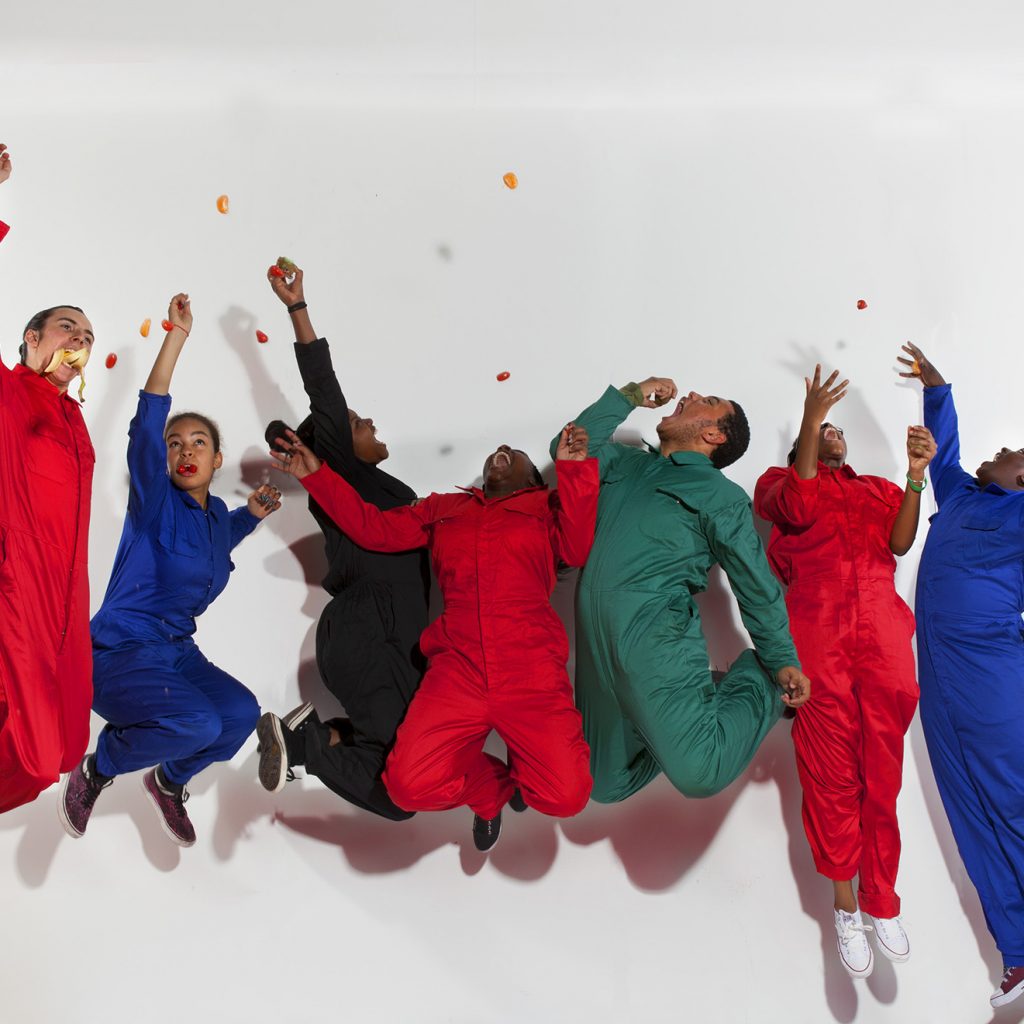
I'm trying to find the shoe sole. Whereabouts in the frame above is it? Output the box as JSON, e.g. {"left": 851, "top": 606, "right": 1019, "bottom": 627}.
{"left": 992, "top": 980, "right": 1024, "bottom": 1008}
{"left": 837, "top": 937, "right": 874, "bottom": 978}
{"left": 56, "top": 771, "right": 86, "bottom": 839}
{"left": 141, "top": 772, "right": 196, "bottom": 848}
{"left": 256, "top": 713, "right": 288, "bottom": 793}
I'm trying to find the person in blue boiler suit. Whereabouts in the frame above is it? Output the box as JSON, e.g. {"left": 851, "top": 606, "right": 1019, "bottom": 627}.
{"left": 899, "top": 341, "right": 1024, "bottom": 1010}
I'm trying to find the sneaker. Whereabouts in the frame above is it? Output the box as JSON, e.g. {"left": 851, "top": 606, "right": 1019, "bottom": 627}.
{"left": 57, "top": 756, "right": 112, "bottom": 838}
{"left": 256, "top": 703, "right": 314, "bottom": 793}
{"left": 472, "top": 812, "right": 502, "bottom": 852}
{"left": 142, "top": 767, "right": 196, "bottom": 847}
{"left": 834, "top": 908, "right": 874, "bottom": 978}
{"left": 992, "top": 966, "right": 1024, "bottom": 1008}
{"left": 871, "top": 915, "right": 910, "bottom": 963}
{"left": 508, "top": 788, "right": 528, "bottom": 813}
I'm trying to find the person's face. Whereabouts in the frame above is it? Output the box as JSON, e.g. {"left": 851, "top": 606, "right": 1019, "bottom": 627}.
{"left": 818, "top": 422, "right": 847, "bottom": 465}
{"left": 481, "top": 444, "right": 538, "bottom": 493}
{"left": 977, "top": 446, "right": 1024, "bottom": 491}
{"left": 166, "top": 418, "right": 223, "bottom": 495}
{"left": 23, "top": 308, "right": 95, "bottom": 387}
{"left": 349, "top": 410, "right": 389, "bottom": 463}
{"left": 656, "top": 392, "right": 733, "bottom": 444}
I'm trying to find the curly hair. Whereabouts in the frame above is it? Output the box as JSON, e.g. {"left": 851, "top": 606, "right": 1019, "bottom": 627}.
{"left": 710, "top": 401, "right": 751, "bottom": 469}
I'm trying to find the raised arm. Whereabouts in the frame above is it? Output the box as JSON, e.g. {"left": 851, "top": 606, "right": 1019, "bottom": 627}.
{"left": 888, "top": 425, "right": 937, "bottom": 555}
{"left": 549, "top": 424, "right": 599, "bottom": 567}
{"left": 267, "top": 260, "right": 359, "bottom": 474}
{"left": 0, "top": 143, "right": 10, "bottom": 245}
{"left": 553, "top": 377, "right": 676, "bottom": 478}
{"left": 271, "top": 432, "right": 431, "bottom": 552}
{"left": 144, "top": 294, "right": 192, "bottom": 395}
{"left": 898, "top": 342, "right": 971, "bottom": 505}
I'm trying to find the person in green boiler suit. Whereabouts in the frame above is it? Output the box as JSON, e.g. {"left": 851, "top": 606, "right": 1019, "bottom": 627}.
{"left": 553, "top": 377, "right": 811, "bottom": 803}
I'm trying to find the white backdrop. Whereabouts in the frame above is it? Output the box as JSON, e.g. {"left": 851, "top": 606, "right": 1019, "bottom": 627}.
{"left": 2, "top": 3, "right": 1023, "bottom": 1022}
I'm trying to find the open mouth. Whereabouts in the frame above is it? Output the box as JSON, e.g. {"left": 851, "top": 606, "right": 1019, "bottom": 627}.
{"left": 492, "top": 450, "right": 512, "bottom": 469}
{"left": 176, "top": 463, "right": 198, "bottom": 477}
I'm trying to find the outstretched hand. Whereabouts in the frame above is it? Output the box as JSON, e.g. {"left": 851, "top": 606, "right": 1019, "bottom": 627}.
{"left": 804, "top": 364, "right": 848, "bottom": 423}
{"left": 0, "top": 144, "right": 11, "bottom": 186}
{"left": 269, "top": 430, "right": 321, "bottom": 480}
{"left": 777, "top": 666, "right": 811, "bottom": 708}
{"left": 897, "top": 342, "right": 946, "bottom": 388}
{"left": 247, "top": 483, "right": 282, "bottom": 519}
{"left": 555, "top": 423, "right": 589, "bottom": 461}
{"left": 636, "top": 376, "right": 678, "bottom": 409}
{"left": 267, "top": 261, "right": 305, "bottom": 307}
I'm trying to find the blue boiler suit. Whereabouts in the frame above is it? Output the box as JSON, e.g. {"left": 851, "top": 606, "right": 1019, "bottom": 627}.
{"left": 90, "top": 391, "right": 261, "bottom": 785}
{"left": 917, "top": 383, "right": 1024, "bottom": 963}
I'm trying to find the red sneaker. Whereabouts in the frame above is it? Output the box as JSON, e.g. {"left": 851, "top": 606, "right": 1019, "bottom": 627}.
{"left": 991, "top": 966, "right": 1024, "bottom": 1008}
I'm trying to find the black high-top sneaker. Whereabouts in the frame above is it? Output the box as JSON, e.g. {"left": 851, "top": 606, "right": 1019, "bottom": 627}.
{"left": 256, "top": 702, "right": 315, "bottom": 793}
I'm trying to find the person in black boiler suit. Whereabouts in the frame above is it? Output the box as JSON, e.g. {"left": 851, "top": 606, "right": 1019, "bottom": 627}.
{"left": 256, "top": 260, "right": 429, "bottom": 821}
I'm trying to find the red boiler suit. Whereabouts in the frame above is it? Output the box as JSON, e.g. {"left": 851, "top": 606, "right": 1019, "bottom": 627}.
{"left": 0, "top": 358, "right": 94, "bottom": 812}
{"left": 302, "top": 458, "right": 599, "bottom": 820}
{"left": 754, "top": 463, "right": 919, "bottom": 918}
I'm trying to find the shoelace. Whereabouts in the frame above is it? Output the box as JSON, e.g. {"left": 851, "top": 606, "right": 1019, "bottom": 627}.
{"left": 82, "top": 775, "right": 111, "bottom": 808}
{"left": 837, "top": 914, "right": 874, "bottom": 942}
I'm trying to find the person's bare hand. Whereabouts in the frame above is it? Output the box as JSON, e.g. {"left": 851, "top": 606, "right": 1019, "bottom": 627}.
{"left": 555, "top": 423, "right": 589, "bottom": 461}
{"left": 777, "top": 666, "right": 811, "bottom": 708}
{"left": 635, "top": 376, "right": 678, "bottom": 409}
{"left": 269, "top": 430, "right": 321, "bottom": 480}
{"left": 897, "top": 342, "right": 946, "bottom": 388}
{"left": 0, "top": 144, "right": 11, "bottom": 186}
{"left": 803, "top": 364, "right": 848, "bottom": 424}
{"left": 247, "top": 483, "right": 282, "bottom": 519}
{"left": 268, "top": 261, "right": 305, "bottom": 306}
{"left": 907, "top": 426, "right": 937, "bottom": 478}
{"left": 167, "top": 293, "right": 193, "bottom": 336}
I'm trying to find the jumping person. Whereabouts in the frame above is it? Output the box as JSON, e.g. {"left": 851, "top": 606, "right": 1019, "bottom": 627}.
{"left": 899, "top": 341, "right": 1024, "bottom": 1009}
{"left": 58, "top": 295, "right": 280, "bottom": 846}
{"left": 555, "top": 378, "right": 810, "bottom": 807}
{"left": 255, "top": 261, "right": 430, "bottom": 821}
{"left": 270, "top": 424, "right": 597, "bottom": 851}
{"left": 0, "top": 146, "right": 97, "bottom": 813}
{"left": 754, "top": 364, "right": 936, "bottom": 978}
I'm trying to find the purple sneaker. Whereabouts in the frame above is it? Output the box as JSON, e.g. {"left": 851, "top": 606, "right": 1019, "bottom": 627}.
{"left": 57, "top": 756, "right": 111, "bottom": 838}
{"left": 141, "top": 768, "right": 196, "bottom": 847}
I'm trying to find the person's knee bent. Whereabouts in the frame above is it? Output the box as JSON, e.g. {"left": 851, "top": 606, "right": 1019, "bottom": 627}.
{"left": 382, "top": 755, "right": 434, "bottom": 811}
{"left": 217, "top": 691, "right": 261, "bottom": 758}
{"left": 526, "top": 772, "right": 592, "bottom": 817}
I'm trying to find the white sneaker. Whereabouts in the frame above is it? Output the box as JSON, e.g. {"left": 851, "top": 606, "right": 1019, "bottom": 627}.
{"left": 871, "top": 915, "right": 910, "bottom": 963}
{"left": 834, "top": 908, "right": 874, "bottom": 978}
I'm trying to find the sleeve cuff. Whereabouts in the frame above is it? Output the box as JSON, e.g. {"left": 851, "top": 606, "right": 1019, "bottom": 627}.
{"left": 618, "top": 382, "right": 645, "bottom": 408}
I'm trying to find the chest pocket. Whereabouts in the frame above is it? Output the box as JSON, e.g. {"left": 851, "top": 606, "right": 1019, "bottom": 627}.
{"left": 157, "top": 517, "right": 201, "bottom": 557}
{"left": 963, "top": 511, "right": 1007, "bottom": 532}
{"left": 26, "top": 422, "right": 77, "bottom": 485}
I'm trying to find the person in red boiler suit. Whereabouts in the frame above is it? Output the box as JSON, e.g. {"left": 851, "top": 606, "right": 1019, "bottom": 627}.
{"left": 754, "top": 365, "right": 935, "bottom": 979}
{"left": 1, "top": 145, "right": 96, "bottom": 813}
{"left": 271, "top": 424, "right": 597, "bottom": 852}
